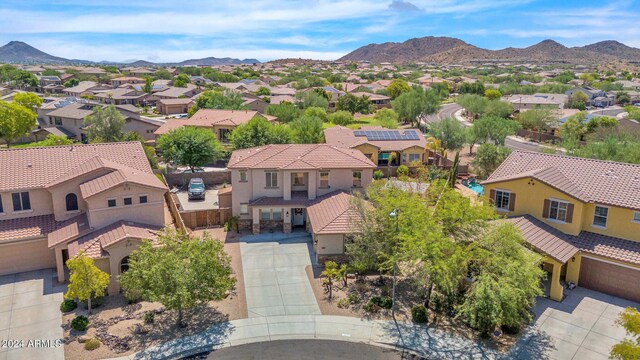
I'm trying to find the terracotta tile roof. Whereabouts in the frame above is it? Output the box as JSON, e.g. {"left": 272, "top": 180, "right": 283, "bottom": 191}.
{"left": 324, "top": 126, "right": 427, "bottom": 152}
{"left": 307, "top": 191, "right": 361, "bottom": 234}
{"left": 79, "top": 164, "right": 167, "bottom": 199}
{"left": 47, "top": 213, "right": 91, "bottom": 248}
{"left": 45, "top": 102, "right": 97, "bottom": 119}
{"left": 68, "top": 221, "right": 162, "bottom": 258}
{"left": 482, "top": 151, "right": 640, "bottom": 210}
{"left": 0, "top": 142, "right": 153, "bottom": 192}
{"left": 228, "top": 144, "right": 376, "bottom": 170}
{"left": 0, "top": 215, "right": 64, "bottom": 244}
{"left": 505, "top": 215, "right": 579, "bottom": 264}
{"left": 154, "top": 109, "right": 266, "bottom": 135}
{"left": 573, "top": 232, "right": 640, "bottom": 266}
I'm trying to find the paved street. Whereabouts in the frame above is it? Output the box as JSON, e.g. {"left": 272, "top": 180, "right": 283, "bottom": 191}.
{"left": 0, "top": 269, "right": 65, "bottom": 360}
{"left": 240, "top": 232, "right": 320, "bottom": 317}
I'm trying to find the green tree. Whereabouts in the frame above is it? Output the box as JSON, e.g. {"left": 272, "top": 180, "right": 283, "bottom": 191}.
{"left": 256, "top": 86, "right": 271, "bottom": 96}
{"left": 484, "top": 89, "right": 502, "bottom": 100}
{"left": 290, "top": 115, "right": 324, "bottom": 144}
{"left": 190, "top": 90, "right": 246, "bottom": 116}
{"left": 386, "top": 79, "right": 411, "bottom": 100}
{"left": 374, "top": 108, "right": 399, "bottom": 129}
{"left": 12, "top": 92, "right": 42, "bottom": 113}
{"left": 121, "top": 131, "right": 159, "bottom": 169}
{"left": 42, "top": 69, "right": 61, "bottom": 77}
{"left": 0, "top": 101, "right": 36, "bottom": 147}
{"left": 392, "top": 87, "right": 440, "bottom": 127}
{"left": 328, "top": 110, "right": 354, "bottom": 126}
{"left": 229, "top": 116, "right": 292, "bottom": 149}
{"left": 616, "top": 92, "right": 631, "bottom": 105}
{"left": 611, "top": 307, "right": 640, "bottom": 360}
{"left": 456, "top": 94, "right": 488, "bottom": 120}
{"left": 11, "top": 70, "right": 38, "bottom": 89}
{"left": 465, "top": 115, "right": 519, "bottom": 154}
{"left": 585, "top": 116, "right": 617, "bottom": 133}
{"left": 64, "top": 78, "right": 79, "bottom": 88}
{"left": 25, "top": 134, "right": 73, "bottom": 147}
{"left": 266, "top": 102, "right": 301, "bottom": 123}
{"left": 516, "top": 107, "right": 557, "bottom": 141}
{"left": 559, "top": 112, "right": 586, "bottom": 144}
{"left": 65, "top": 252, "right": 110, "bottom": 314}
{"left": 142, "top": 77, "right": 153, "bottom": 93}
{"left": 483, "top": 100, "right": 513, "bottom": 118}
{"left": 119, "top": 229, "right": 235, "bottom": 326}
{"left": 336, "top": 93, "right": 372, "bottom": 114}
{"left": 303, "top": 106, "right": 328, "bottom": 122}
{"left": 173, "top": 73, "right": 190, "bottom": 87}
{"left": 429, "top": 117, "right": 466, "bottom": 151}
{"left": 567, "top": 91, "right": 589, "bottom": 110}
{"left": 83, "top": 105, "right": 125, "bottom": 143}
{"left": 298, "top": 90, "right": 329, "bottom": 110}
{"left": 472, "top": 143, "right": 512, "bottom": 178}
{"left": 157, "top": 126, "right": 221, "bottom": 171}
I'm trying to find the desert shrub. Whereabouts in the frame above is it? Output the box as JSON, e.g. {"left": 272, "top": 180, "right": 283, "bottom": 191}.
{"left": 396, "top": 165, "right": 409, "bottom": 177}
{"left": 71, "top": 315, "right": 89, "bottom": 331}
{"left": 373, "top": 170, "right": 384, "bottom": 180}
{"left": 412, "top": 305, "right": 428, "bottom": 323}
{"left": 337, "top": 297, "right": 350, "bottom": 309}
{"left": 369, "top": 296, "right": 392, "bottom": 309}
{"left": 348, "top": 292, "right": 361, "bottom": 304}
{"left": 143, "top": 312, "right": 155, "bottom": 324}
{"left": 124, "top": 288, "right": 143, "bottom": 304}
{"left": 60, "top": 299, "right": 77, "bottom": 312}
{"left": 84, "top": 338, "right": 101, "bottom": 351}
{"left": 363, "top": 302, "right": 380, "bottom": 313}
{"left": 328, "top": 110, "right": 354, "bottom": 126}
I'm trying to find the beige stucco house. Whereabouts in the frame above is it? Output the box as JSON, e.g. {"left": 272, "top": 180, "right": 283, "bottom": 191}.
{"left": 0, "top": 142, "right": 168, "bottom": 294}
{"left": 228, "top": 144, "right": 375, "bottom": 260}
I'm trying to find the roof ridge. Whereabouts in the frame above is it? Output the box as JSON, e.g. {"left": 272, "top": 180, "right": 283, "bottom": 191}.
{"left": 284, "top": 144, "right": 323, "bottom": 168}
{"left": 510, "top": 150, "right": 640, "bottom": 168}
{"left": 331, "top": 145, "right": 374, "bottom": 166}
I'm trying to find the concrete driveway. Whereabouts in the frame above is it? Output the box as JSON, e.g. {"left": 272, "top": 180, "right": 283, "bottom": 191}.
{"left": 240, "top": 232, "right": 320, "bottom": 318}
{"left": 512, "top": 287, "right": 640, "bottom": 359}
{"left": 0, "top": 269, "right": 65, "bottom": 360}
{"left": 175, "top": 189, "right": 219, "bottom": 211}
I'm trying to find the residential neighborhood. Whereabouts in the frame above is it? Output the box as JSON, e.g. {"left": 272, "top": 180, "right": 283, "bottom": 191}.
{"left": 1, "top": 3, "right": 640, "bottom": 360}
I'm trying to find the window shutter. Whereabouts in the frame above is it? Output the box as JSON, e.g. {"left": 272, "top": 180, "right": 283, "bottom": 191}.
{"left": 508, "top": 193, "right": 516, "bottom": 211}
{"left": 543, "top": 199, "right": 551, "bottom": 218}
{"left": 566, "top": 203, "right": 574, "bottom": 223}
{"left": 489, "top": 189, "right": 496, "bottom": 205}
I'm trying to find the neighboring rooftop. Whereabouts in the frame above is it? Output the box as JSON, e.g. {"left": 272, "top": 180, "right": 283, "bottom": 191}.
{"left": 154, "top": 109, "right": 270, "bottom": 135}
{"left": 324, "top": 126, "right": 427, "bottom": 152}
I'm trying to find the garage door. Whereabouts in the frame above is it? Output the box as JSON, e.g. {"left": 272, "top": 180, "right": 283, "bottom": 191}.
{"left": 580, "top": 257, "right": 640, "bottom": 303}
{"left": 0, "top": 238, "right": 56, "bottom": 276}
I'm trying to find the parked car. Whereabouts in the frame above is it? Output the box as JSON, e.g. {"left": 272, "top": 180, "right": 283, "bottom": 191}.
{"left": 633, "top": 102, "right": 640, "bottom": 107}
{"left": 182, "top": 167, "right": 205, "bottom": 173}
{"left": 188, "top": 178, "right": 206, "bottom": 200}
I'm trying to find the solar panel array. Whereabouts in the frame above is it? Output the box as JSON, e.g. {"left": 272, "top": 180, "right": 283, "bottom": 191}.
{"left": 353, "top": 130, "right": 421, "bottom": 141}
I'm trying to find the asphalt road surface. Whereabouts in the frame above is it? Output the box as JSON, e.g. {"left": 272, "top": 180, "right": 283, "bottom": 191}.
{"left": 196, "top": 340, "right": 424, "bottom": 360}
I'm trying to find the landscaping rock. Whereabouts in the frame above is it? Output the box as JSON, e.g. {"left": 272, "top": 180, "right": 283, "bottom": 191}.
{"left": 77, "top": 335, "right": 90, "bottom": 343}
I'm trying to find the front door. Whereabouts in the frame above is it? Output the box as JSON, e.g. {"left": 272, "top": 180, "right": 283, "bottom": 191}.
{"left": 293, "top": 208, "right": 305, "bottom": 226}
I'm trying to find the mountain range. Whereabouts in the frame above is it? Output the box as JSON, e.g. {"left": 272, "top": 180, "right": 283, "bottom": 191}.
{"left": 0, "top": 41, "right": 260, "bottom": 66}
{"left": 339, "top": 36, "right": 640, "bottom": 65}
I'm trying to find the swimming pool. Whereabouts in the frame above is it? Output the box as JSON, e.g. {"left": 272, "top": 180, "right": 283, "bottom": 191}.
{"left": 466, "top": 183, "right": 484, "bottom": 195}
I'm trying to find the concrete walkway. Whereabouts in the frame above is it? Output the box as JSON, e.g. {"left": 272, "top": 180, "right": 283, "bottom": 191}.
{"left": 240, "top": 232, "right": 320, "bottom": 317}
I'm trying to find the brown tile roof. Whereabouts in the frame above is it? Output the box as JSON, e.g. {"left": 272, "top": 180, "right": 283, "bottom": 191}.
{"left": 79, "top": 164, "right": 166, "bottom": 199}
{"left": 45, "top": 102, "right": 97, "bottom": 119}
{"left": 157, "top": 98, "right": 194, "bottom": 105}
{"left": 228, "top": 144, "right": 376, "bottom": 170}
{"left": 307, "top": 191, "right": 360, "bottom": 234}
{"left": 154, "top": 109, "right": 265, "bottom": 135}
{"left": 505, "top": 215, "right": 579, "bottom": 264}
{"left": 324, "top": 126, "right": 427, "bottom": 152}
{"left": 68, "top": 221, "right": 162, "bottom": 258}
{"left": 0, "top": 142, "right": 153, "bottom": 192}
{"left": 47, "top": 213, "right": 91, "bottom": 248}
{"left": 482, "top": 151, "right": 640, "bottom": 210}
{"left": 0, "top": 215, "right": 63, "bottom": 244}
{"left": 573, "top": 232, "right": 640, "bottom": 266}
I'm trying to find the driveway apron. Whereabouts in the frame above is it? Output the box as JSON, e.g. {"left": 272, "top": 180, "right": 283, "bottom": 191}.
{"left": 240, "top": 232, "right": 320, "bottom": 318}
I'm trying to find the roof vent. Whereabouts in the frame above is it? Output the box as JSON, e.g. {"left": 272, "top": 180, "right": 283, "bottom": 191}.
{"left": 27, "top": 163, "right": 32, "bottom": 168}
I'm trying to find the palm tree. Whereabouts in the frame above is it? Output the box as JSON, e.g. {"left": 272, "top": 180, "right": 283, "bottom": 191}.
{"left": 321, "top": 261, "right": 341, "bottom": 299}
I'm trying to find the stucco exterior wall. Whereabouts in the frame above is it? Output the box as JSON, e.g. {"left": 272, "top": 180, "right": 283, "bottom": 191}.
{"left": 316, "top": 234, "right": 344, "bottom": 255}
{"left": 123, "top": 119, "right": 159, "bottom": 141}
{"left": 0, "top": 189, "right": 53, "bottom": 220}
{"left": 85, "top": 184, "right": 166, "bottom": 229}
{"left": 581, "top": 203, "right": 640, "bottom": 242}
{"left": 48, "top": 169, "right": 112, "bottom": 221}
{"left": 354, "top": 143, "right": 379, "bottom": 164}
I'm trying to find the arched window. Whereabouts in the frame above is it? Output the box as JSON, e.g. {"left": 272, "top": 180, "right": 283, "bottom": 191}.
{"left": 65, "top": 193, "right": 78, "bottom": 212}
{"left": 120, "top": 256, "right": 130, "bottom": 273}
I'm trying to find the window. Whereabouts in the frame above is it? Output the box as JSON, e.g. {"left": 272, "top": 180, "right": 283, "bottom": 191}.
{"left": 124, "top": 197, "right": 133, "bottom": 206}
{"left": 260, "top": 209, "right": 271, "bottom": 221}
{"left": 409, "top": 153, "right": 421, "bottom": 163}
{"left": 320, "top": 172, "right": 329, "bottom": 188}
{"left": 54, "top": 117, "right": 62, "bottom": 126}
{"left": 634, "top": 211, "right": 640, "bottom": 223}
{"left": 0, "top": 194, "right": 3, "bottom": 213}
{"left": 352, "top": 171, "right": 362, "bottom": 187}
{"left": 139, "top": 195, "right": 148, "bottom": 204}
{"left": 120, "top": 256, "right": 129, "bottom": 273}
{"left": 593, "top": 206, "right": 608, "bottom": 227}
{"left": 65, "top": 193, "right": 79, "bottom": 212}
{"left": 107, "top": 198, "right": 117, "bottom": 208}
{"left": 240, "top": 203, "right": 248, "bottom": 215}
{"left": 548, "top": 200, "right": 568, "bottom": 222}
{"left": 239, "top": 171, "right": 247, "bottom": 182}
{"left": 219, "top": 129, "right": 231, "bottom": 143}
{"left": 494, "top": 190, "right": 510, "bottom": 211}
{"left": 12, "top": 192, "right": 31, "bottom": 212}
{"left": 293, "top": 173, "right": 305, "bottom": 186}
{"left": 265, "top": 172, "right": 278, "bottom": 188}
{"left": 272, "top": 208, "right": 283, "bottom": 220}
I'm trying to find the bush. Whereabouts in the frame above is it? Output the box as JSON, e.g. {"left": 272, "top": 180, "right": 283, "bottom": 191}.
{"left": 84, "top": 338, "right": 101, "bottom": 351}
{"left": 143, "top": 312, "right": 155, "bottom": 325}
{"left": 71, "top": 315, "right": 90, "bottom": 331}
{"left": 363, "top": 302, "right": 380, "bottom": 313}
{"left": 373, "top": 170, "right": 384, "bottom": 180}
{"left": 348, "top": 292, "right": 361, "bottom": 304}
{"left": 60, "top": 299, "right": 77, "bottom": 312}
{"left": 337, "top": 297, "right": 350, "bottom": 309}
{"left": 123, "top": 288, "right": 143, "bottom": 304}
{"left": 328, "top": 110, "right": 354, "bottom": 126}
{"left": 369, "top": 296, "right": 393, "bottom": 309}
{"left": 396, "top": 165, "right": 409, "bottom": 177}
{"left": 411, "top": 305, "right": 428, "bottom": 323}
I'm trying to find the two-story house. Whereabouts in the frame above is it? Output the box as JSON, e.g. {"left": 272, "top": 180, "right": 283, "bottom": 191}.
{"left": 228, "top": 144, "right": 376, "bottom": 260}
{"left": 482, "top": 151, "right": 640, "bottom": 302}
{"left": 0, "top": 142, "right": 168, "bottom": 294}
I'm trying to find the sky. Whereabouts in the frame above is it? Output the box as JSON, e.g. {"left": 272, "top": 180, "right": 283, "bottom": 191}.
{"left": 0, "top": 0, "right": 639, "bottom": 63}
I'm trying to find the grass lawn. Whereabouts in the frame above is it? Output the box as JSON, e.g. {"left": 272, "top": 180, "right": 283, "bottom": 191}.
{"left": 323, "top": 116, "right": 380, "bottom": 130}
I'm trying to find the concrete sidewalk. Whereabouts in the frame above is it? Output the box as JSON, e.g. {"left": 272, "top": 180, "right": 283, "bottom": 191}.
{"left": 106, "top": 314, "right": 500, "bottom": 360}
